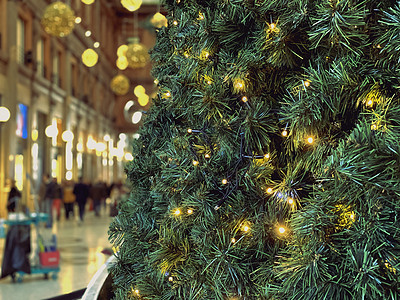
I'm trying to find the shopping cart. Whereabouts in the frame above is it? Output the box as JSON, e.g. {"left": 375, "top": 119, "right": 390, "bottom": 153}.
{"left": 0, "top": 173, "right": 60, "bottom": 282}
{"left": 1, "top": 212, "right": 60, "bottom": 282}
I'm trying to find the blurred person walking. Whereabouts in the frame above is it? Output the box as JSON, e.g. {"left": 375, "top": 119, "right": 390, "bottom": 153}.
{"left": 73, "top": 177, "right": 90, "bottom": 223}
{"left": 44, "top": 177, "right": 57, "bottom": 227}
{"left": 62, "top": 180, "right": 75, "bottom": 220}
{"left": 90, "top": 180, "right": 106, "bottom": 217}
{"left": 38, "top": 174, "right": 49, "bottom": 213}
{"left": 53, "top": 179, "right": 63, "bottom": 221}
{"left": 6, "top": 179, "right": 21, "bottom": 213}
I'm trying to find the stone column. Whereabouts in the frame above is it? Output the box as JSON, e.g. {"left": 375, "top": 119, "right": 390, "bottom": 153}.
{"left": 0, "top": 0, "right": 19, "bottom": 217}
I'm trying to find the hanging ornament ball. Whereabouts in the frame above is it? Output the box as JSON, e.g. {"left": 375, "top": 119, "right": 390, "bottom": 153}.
{"left": 110, "top": 75, "right": 130, "bottom": 96}
{"left": 138, "top": 94, "right": 149, "bottom": 107}
{"left": 126, "top": 42, "right": 150, "bottom": 69}
{"left": 41, "top": 2, "right": 76, "bottom": 37}
{"left": 120, "top": 0, "right": 142, "bottom": 12}
{"left": 151, "top": 12, "right": 168, "bottom": 28}
{"left": 117, "top": 44, "right": 128, "bottom": 57}
{"left": 134, "top": 85, "right": 146, "bottom": 97}
{"left": 82, "top": 49, "right": 98, "bottom": 67}
{"left": 116, "top": 56, "right": 129, "bottom": 70}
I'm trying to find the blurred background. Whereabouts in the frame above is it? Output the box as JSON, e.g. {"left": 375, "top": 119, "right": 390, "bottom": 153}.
{"left": 0, "top": 0, "right": 166, "bottom": 217}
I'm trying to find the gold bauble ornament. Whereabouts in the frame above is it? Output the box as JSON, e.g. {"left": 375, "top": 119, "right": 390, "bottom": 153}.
{"left": 138, "top": 94, "right": 149, "bottom": 106}
{"left": 82, "top": 48, "right": 98, "bottom": 67}
{"left": 110, "top": 75, "right": 130, "bottom": 96}
{"left": 81, "top": 0, "right": 95, "bottom": 4}
{"left": 120, "top": 0, "right": 142, "bottom": 12}
{"left": 116, "top": 56, "right": 128, "bottom": 70}
{"left": 117, "top": 44, "right": 128, "bottom": 57}
{"left": 150, "top": 12, "right": 168, "bottom": 28}
{"left": 41, "top": 2, "right": 76, "bottom": 37}
{"left": 125, "top": 40, "right": 150, "bottom": 69}
{"left": 134, "top": 85, "right": 146, "bottom": 97}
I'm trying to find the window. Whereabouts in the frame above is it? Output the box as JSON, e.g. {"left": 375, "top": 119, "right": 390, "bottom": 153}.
{"left": 16, "top": 18, "right": 25, "bottom": 64}
{"left": 36, "top": 39, "right": 44, "bottom": 76}
{"left": 53, "top": 53, "right": 59, "bottom": 85}
{"left": 71, "top": 60, "right": 78, "bottom": 97}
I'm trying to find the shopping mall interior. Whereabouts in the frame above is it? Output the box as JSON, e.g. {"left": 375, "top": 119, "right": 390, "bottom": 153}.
{"left": 0, "top": 0, "right": 163, "bottom": 298}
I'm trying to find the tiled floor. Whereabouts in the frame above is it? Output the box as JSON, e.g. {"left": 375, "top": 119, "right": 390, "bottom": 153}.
{"left": 0, "top": 206, "right": 113, "bottom": 300}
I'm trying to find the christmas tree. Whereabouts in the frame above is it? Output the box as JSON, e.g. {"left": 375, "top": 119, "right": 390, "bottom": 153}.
{"left": 109, "top": 0, "right": 400, "bottom": 299}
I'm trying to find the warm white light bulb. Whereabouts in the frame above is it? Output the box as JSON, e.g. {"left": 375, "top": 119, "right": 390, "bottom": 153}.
{"left": 266, "top": 187, "right": 273, "bottom": 194}
{"left": 278, "top": 227, "right": 286, "bottom": 234}
{"left": 222, "top": 179, "right": 228, "bottom": 185}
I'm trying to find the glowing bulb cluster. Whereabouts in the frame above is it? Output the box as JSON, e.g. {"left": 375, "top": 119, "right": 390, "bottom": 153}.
{"left": 200, "top": 49, "right": 210, "bottom": 60}
{"left": 233, "top": 78, "right": 246, "bottom": 92}
{"left": 172, "top": 208, "right": 194, "bottom": 216}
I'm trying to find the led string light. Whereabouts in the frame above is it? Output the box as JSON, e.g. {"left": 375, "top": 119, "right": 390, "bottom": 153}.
{"left": 187, "top": 128, "right": 274, "bottom": 210}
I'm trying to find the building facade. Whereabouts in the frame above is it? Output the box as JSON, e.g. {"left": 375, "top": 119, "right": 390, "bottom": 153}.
{"left": 0, "top": 0, "right": 154, "bottom": 217}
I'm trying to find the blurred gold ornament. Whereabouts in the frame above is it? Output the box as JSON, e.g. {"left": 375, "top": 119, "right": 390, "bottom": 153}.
{"left": 138, "top": 94, "right": 149, "bottom": 106}
{"left": 151, "top": 12, "right": 168, "bottom": 28}
{"left": 81, "top": 49, "right": 98, "bottom": 67}
{"left": 134, "top": 85, "right": 146, "bottom": 97}
{"left": 117, "top": 44, "right": 128, "bottom": 57}
{"left": 81, "top": 0, "right": 95, "bottom": 4}
{"left": 126, "top": 40, "right": 150, "bottom": 68}
{"left": 116, "top": 56, "right": 128, "bottom": 70}
{"left": 41, "top": 2, "right": 76, "bottom": 37}
{"left": 110, "top": 75, "right": 130, "bottom": 96}
{"left": 120, "top": 0, "right": 142, "bottom": 12}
